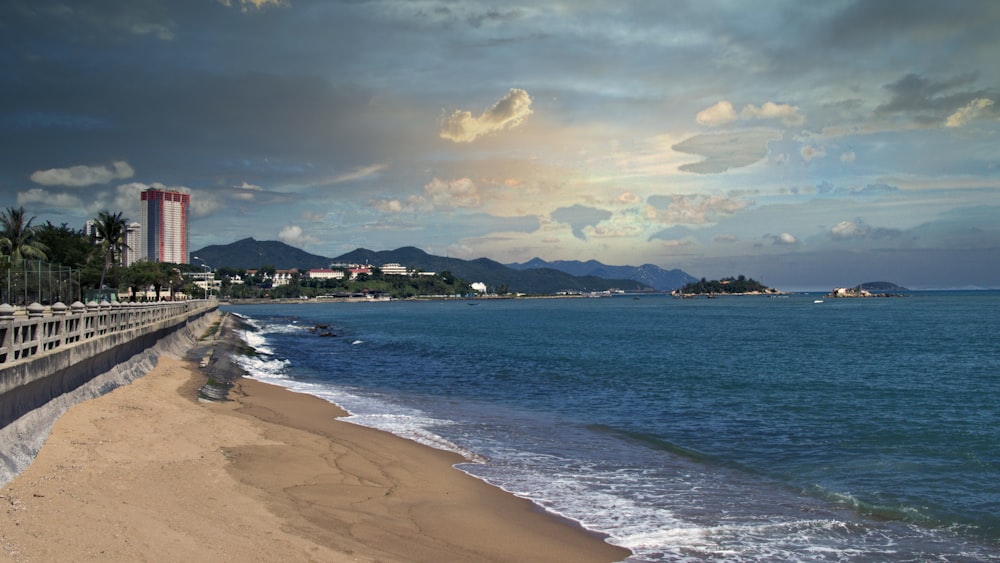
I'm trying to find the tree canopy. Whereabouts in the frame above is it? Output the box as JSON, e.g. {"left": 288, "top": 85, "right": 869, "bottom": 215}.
{"left": 0, "top": 206, "right": 48, "bottom": 265}
{"left": 93, "top": 210, "right": 130, "bottom": 290}
{"left": 676, "top": 275, "right": 775, "bottom": 295}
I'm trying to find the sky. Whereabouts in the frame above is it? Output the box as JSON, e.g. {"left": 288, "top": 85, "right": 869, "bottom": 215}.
{"left": 1, "top": 0, "right": 999, "bottom": 291}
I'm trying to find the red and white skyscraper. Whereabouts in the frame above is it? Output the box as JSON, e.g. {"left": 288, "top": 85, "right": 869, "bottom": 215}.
{"left": 140, "top": 188, "right": 189, "bottom": 264}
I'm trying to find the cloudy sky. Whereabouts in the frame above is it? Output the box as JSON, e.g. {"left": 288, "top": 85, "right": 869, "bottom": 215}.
{"left": 2, "top": 0, "right": 999, "bottom": 290}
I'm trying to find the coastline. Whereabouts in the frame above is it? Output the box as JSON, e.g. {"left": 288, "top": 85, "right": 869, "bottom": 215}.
{"left": 0, "top": 321, "right": 630, "bottom": 562}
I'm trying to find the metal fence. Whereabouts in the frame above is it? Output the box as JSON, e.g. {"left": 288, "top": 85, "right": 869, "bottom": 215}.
{"left": 1, "top": 259, "right": 83, "bottom": 307}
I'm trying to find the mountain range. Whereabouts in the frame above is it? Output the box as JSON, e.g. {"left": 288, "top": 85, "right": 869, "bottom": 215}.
{"left": 191, "top": 238, "right": 696, "bottom": 293}
{"left": 507, "top": 258, "right": 697, "bottom": 291}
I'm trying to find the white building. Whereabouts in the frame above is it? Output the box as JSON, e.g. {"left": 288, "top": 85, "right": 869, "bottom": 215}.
{"left": 272, "top": 269, "right": 297, "bottom": 286}
{"left": 306, "top": 269, "right": 345, "bottom": 280}
{"left": 380, "top": 263, "right": 410, "bottom": 275}
{"left": 124, "top": 222, "right": 141, "bottom": 266}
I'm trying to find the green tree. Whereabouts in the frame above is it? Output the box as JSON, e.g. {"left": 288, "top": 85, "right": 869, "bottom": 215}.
{"left": 0, "top": 206, "right": 48, "bottom": 265}
{"left": 36, "top": 222, "right": 94, "bottom": 268}
{"left": 92, "top": 210, "right": 129, "bottom": 291}
{"left": 125, "top": 260, "right": 162, "bottom": 301}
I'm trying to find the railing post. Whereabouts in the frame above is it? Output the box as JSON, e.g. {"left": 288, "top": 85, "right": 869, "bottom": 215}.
{"left": 0, "top": 303, "right": 13, "bottom": 364}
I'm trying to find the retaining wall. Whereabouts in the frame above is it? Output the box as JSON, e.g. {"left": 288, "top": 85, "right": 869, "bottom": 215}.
{"left": 0, "top": 300, "right": 218, "bottom": 486}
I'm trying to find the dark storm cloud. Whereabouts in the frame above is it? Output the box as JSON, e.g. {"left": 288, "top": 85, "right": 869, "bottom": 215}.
{"left": 823, "top": 0, "right": 1000, "bottom": 50}
{"left": 875, "top": 73, "right": 995, "bottom": 125}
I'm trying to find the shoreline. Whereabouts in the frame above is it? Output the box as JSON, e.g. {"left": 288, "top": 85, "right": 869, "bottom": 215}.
{"left": 0, "top": 319, "right": 630, "bottom": 562}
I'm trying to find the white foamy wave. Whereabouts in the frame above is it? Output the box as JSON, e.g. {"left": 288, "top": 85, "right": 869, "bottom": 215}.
{"left": 265, "top": 322, "right": 310, "bottom": 335}
{"left": 239, "top": 378, "right": 485, "bottom": 463}
{"left": 345, "top": 413, "right": 487, "bottom": 463}
{"left": 237, "top": 329, "right": 274, "bottom": 355}
{"left": 233, "top": 354, "right": 290, "bottom": 380}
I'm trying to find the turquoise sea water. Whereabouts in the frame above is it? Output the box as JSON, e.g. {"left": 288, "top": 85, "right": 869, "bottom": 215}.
{"left": 225, "top": 292, "right": 1000, "bottom": 561}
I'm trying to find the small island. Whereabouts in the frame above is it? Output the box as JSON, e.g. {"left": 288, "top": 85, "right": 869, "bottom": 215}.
{"left": 825, "top": 281, "right": 909, "bottom": 298}
{"left": 672, "top": 275, "right": 782, "bottom": 297}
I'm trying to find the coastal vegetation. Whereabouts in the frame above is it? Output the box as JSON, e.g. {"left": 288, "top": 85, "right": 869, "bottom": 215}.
{"left": 0, "top": 207, "right": 49, "bottom": 265}
{"left": 195, "top": 240, "right": 650, "bottom": 295}
{"left": 0, "top": 206, "right": 201, "bottom": 304}
{"left": 217, "top": 266, "right": 473, "bottom": 300}
{"left": 674, "top": 275, "right": 778, "bottom": 296}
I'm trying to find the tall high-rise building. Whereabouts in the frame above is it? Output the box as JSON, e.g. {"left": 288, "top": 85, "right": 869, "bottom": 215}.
{"left": 140, "top": 188, "right": 189, "bottom": 264}
{"left": 124, "top": 222, "right": 142, "bottom": 266}
{"left": 84, "top": 219, "right": 141, "bottom": 267}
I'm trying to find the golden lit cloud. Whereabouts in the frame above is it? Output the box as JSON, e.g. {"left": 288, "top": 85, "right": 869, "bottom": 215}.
{"left": 945, "top": 98, "right": 995, "bottom": 127}
{"left": 440, "top": 88, "right": 534, "bottom": 143}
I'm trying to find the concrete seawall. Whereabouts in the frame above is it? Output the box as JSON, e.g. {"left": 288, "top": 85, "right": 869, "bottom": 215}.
{"left": 0, "top": 300, "right": 218, "bottom": 486}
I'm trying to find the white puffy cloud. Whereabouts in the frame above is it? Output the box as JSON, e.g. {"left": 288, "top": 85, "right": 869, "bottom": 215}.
{"left": 371, "top": 199, "right": 404, "bottom": 213}
{"left": 695, "top": 100, "right": 804, "bottom": 128}
{"left": 945, "top": 98, "right": 995, "bottom": 127}
{"left": 30, "top": 161, "right": 134, "bottom": 187}
{"left": 840, "top": 151, "right": 856, "bottom": 163}
{"left": 829, "top": 219, "right": 901, "bottom": 240}
{"left": 113, "top": 182, "right": 150, "bottom": 215}
{"left": 424, "top": 177, "right": 481, "bottom": 208}
{"left": 770, "top": 232, "right": 798, "bottom": 245}
{"left": 741, "top": 102, "right": 805, "bottom": 127}
{"left": 831, "top": 220, "right": 865, "bottom": 238}
{"left": 277, "top": 224, "right": 319, "bottom": 248}
{"left": 646, "top": 194, "right": 751, "bottom": 225}
{"left": 696, "top": 101, "right": 737, "bottom": 126}
{"left": 189, "top": 190, "right": 222, "bottom": 216}
{"left": 232, "top": 181, "right": 263, "bottom": 201}
{"left": 440, "top": 88, "right": 534, "bottom": 143}
{"left": 587, "top": 212, "right": 646, "bottom": 238}
{"left": 16, "top": 188, "right": 84, "bottom": 208}
{"left": 370, "top": 195, "right": 430, "bottom": 214}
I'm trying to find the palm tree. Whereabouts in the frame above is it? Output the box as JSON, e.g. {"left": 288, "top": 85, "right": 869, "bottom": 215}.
{"left": 93, "top": 210, "right": 129, "bottom": 292}
{"left": 0, "top": 206, "right": 49, "bottom": 265}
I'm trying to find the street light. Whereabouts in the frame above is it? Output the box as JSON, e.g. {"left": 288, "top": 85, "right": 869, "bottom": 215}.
{"left": 192, "top": 256, "right": 212, "bottom": 299}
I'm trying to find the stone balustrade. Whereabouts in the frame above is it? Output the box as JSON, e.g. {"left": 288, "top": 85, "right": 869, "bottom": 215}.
{"left": 0, "top": 300, "right": 214, "bottom": 367}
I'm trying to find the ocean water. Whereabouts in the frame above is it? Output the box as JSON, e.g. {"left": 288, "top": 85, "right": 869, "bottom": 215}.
{"left": 224, "top": 292, "right": 1000, "bottom": 561}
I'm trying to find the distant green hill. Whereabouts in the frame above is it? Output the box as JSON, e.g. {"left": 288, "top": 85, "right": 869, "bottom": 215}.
{"left": 852, "top": 281, "right": 909, "bottom": 292}
{"left": 189, "top": 240, "right": 650, "bottom": 294}
{"left": 333, "top": 247, "right": 646, "bottom": 294}
{"left": 508, "top": 257, "right": 696, "bottom": 291}
{"left": 191, "top": 237, "right": 330, "bottom": 269}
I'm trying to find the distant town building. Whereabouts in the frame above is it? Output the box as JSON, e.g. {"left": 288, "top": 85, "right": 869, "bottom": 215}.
{"left": 83, "top": 220, "right": 98, "bottom": 239}
{"left": 380, "top": 263, "right": 410, "bottom": 276}
{"left": 272, "top": 269, "right": 297, "bottom": 286}
{"left": 306, "top": 269, "right": 345, "bottom": 280}
{"left": 140, "top": 188, "right": 189, "bottom": 263}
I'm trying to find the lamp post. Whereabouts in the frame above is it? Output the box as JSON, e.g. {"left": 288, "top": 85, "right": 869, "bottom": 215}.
{"left": 192, "top": 256, "right": 212, "bottom": 299}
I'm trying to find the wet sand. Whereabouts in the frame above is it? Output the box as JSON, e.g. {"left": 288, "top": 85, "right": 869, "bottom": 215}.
{"left": 0, "top": 354, "right": 630, "bottom": 562}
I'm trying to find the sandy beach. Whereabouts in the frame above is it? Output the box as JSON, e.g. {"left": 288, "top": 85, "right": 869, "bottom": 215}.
{"left": 0, "top": 351, "right": 630, "bottom": 562}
